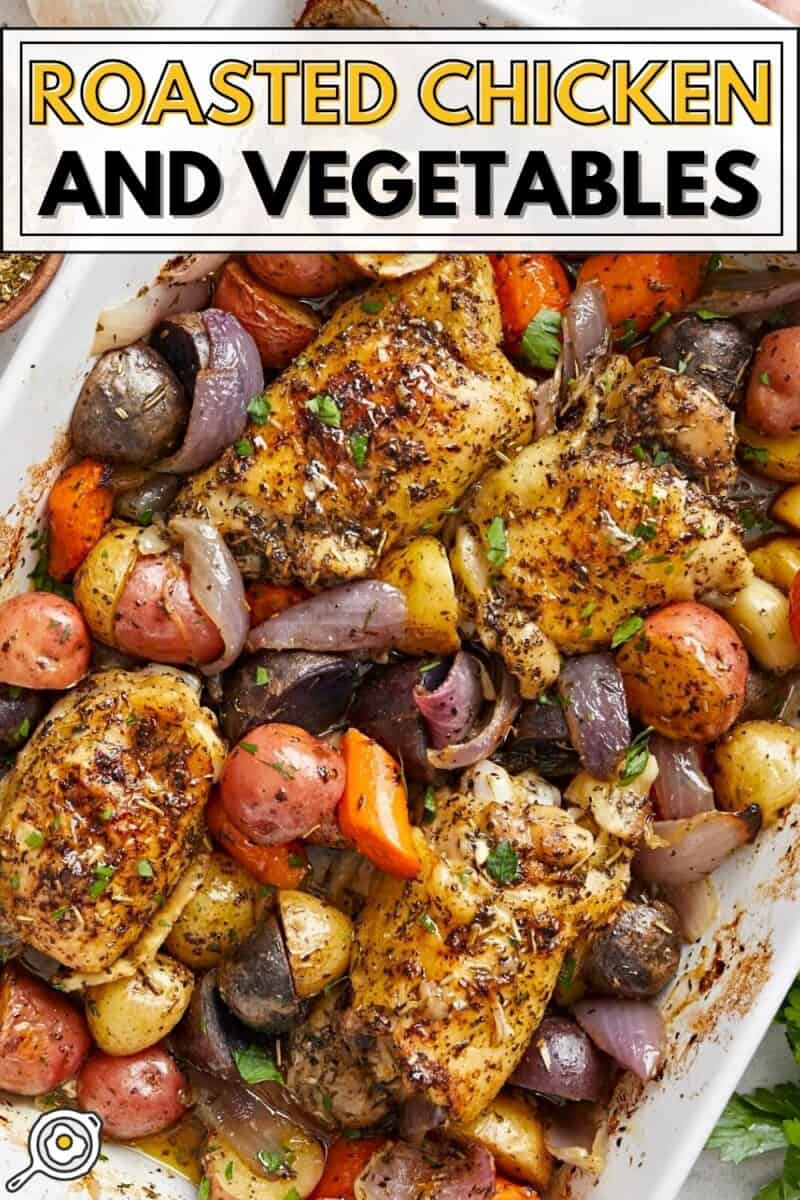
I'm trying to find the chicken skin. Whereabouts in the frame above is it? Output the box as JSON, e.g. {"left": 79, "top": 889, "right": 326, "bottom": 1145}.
{"left": 0, "top": 670, "right": 224, "bottom": 973}
{"left": 175, "top": 255, "right": 533, "bottom": 586}
{"left": 344, "top": 762, "right": 630, "bottom": 1125}
{"left": 452, "top": 357, "right": 752, "bottom": 697}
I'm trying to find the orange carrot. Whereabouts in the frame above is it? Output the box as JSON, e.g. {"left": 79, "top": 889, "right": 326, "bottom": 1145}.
{"left": 490, "top": 253, "right": 571, "bottom": 352}
{"left": 205, "top": 790, "right": 307, "bottom": 888}
{"left": 47, "top": 459, "right": 113, "bottom": 581}
{"left": 246, "top": 582, "right": 310, "bottom": 628}
{"left": 339, "top": 729, "right": 421, "bottom": 880}
{"left": 577, "top": 252, "right": 709, "bottom": 339}
{"left": 311, "top": 1137, "right": 387, "bottom": 1198}
{"left": 494, "top": 1179, "right": 541, "bottom": 1199}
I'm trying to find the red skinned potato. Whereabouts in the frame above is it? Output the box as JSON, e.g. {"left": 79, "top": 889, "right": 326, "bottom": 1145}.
{"left": 114, "top": 554, "right": 223, "bottom": 666}
{"left": 745, "top": 328, "right": 800, "bottom": 435}
{"left": 0, "top": 964, "right": 91, "bottom": 1095}
{"left": 220, "top": 723, "right": 345, "bottom": 845}
{"left": 0, "top": 592, "right": 90, "bottom": 690}
{"left": 77, "top": 1044, "right": 188, "bottom": 1139}
{"left": 244, "top": 252, "right": 358, "bottom": 298}
{"left": 617, "top": 602, "right": 748, "bottom": 742}
{"left": 215, "top": 260, "right": 320, "bottom": 369}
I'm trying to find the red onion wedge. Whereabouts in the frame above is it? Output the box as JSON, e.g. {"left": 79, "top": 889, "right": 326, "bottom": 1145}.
{"left": 633, "top": 806, "right": 762, "bottom": 886}
{"left": 158, "top": 253, "right": 230, "bottom": 283}
{"left": 92, "top": 277, "right": 211, "bottom": 356}
{"left": 170, "top": 517, "right": 249, "bottom": 675}
{"left": 650, "top": 735, "right": 715, "bottom": 820}
{"left": 562, "top": 281, "right": 611, "bottom": 381}
{"left": 427, "top": 658, "right": 521, "bottom": 770}
{"left": 688, "top": 269, "right": 800, "bottom": 317}
{"left": 558, "top": 653, "right": 631, "bottom": 781}
{"left": 414, "top": 651, "right": 483, "bottom": 749}
{"left": 574, "top": 998, "right": 666, "bottom": 1082}
{"left": 248, "top": 580, "right": 408, "bottom": 654}
{"left": 511, "top": 1015, "right": 611, "bottom": 1102}
{"left": 355, "top": 1139, "right": 495, "bottom": 1200}
{"left": 544, "top": 1100, "right": 608, "bottom": 1174}
{"left": 160, "top": 308, "right": 264, "bottom": 473}
{"left": 661, "top": 878, "right": 720, "bottom": 943}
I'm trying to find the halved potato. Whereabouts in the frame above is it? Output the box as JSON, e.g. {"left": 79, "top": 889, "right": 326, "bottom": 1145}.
{"left": 343, "top": 253, "right": 439, "bottom": 279}
{"left": 215, "top": 261, "right": 320, "bottom": 370}
{"left": 771, "top": 484, "right": 800, "bottom": 532}
{"left": 86, "top": 954, "right": 193, "bottom": 1056}
{"left": 378, "top": 535, "right": 460, "bottom": 655}
{"left": 277, "top": 890, "right": 353, "bottom": 998}
{"left": 714, "top": 720, "right": 800, "bottom": 825}
{"left": 73, "top": 523, "right": 141, "bottom": 646}
{"left": 723, "top": 576, "right": 800, "bottom": 672}
{"left": 165, "top": 851, "right": 261, "bottom": 970}
{"left": 738, "top": 423, "right": 800, "bottom": 483}
{"left": 452, "top": 1092, "right": 553, "bottom": 1191}
{"left": 204, "top": 1133, "right": 324, "bottom": 1200}
{"left": 749, "top": 537, "right": 800, "bottom": 593}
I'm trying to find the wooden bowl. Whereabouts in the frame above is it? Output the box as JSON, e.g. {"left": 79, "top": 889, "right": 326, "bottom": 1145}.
{"left": 0, "top": 254, "right": 64, "bottom": 334}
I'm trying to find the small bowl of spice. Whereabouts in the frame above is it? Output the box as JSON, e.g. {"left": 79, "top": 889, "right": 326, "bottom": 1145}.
{"left": 0, "top": 253, "right": 64, "bottom": 334}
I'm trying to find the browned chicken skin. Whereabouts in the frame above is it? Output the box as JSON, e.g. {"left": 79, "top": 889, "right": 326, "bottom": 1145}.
{"left": 175, "top": 255, "right": 534, "bottom": 586}
{"left": 0, "top": 670, "right": 224, "bottom": 973}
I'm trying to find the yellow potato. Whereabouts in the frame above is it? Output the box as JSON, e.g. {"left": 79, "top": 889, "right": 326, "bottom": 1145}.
{"left": 750, "top": 538, "right": 800, "bottom": 593}
{"left": 723, "top": 577, "right": 800, "bottom": 673}
{"left": 714, "top": 720, "right": 800, "bottom": 825}
{"left": 378, "top": 535, "right": 460, "bottom": 655}
{"left": 772, "top": 484, "right": 800, "bottom": 532}
{"left": 73, "top": 523, "right": 141, "bottom": 646}
{"left": 343, "top": 252, "right": 439, "bottom": 279}
{"left": 453, "top": 1092, "right": 553, "bottom": 1190}
{"left": 737, "top": 424, "right": 800, "bottom": 483}
{"left": 86, "top": 954, "right": 193, "bottom": 1056}
{"left": 277, "top": 891, "right": 353, "bottom": 998}
{"left": 204, "top": 1133, "right": 324, "bottom": 1200}
{"left": 165, "top": 851, "right": 261, "bottom": 970}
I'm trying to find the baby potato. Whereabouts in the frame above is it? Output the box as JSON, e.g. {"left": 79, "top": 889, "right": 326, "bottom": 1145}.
{"left": 714, "top": 719, "right": 800, "bottom": 825}
{"left": 617, "top": 601, "right": 748, "bottom": 742}
{"left": 453, "top": 1092, "right": 552, "bottom": 1191}
{"left": 204, "top": 1132, "right": 324, "bottom": 1200}
{"left": 744, "top": 327, "right": 800, "bottom": 436}
{"left": 0, "top": 964, "right": 91, "bottom": 1095}
{"left": 749, "top": 538, "right": 800, "bottom": 593}
{"left": 113, "top": 554, "right": 224, "bottom": 666}
{"left": 738, "top": 423, "right": 800, "bottom": 483}
{"left": 215, "top": 260, "right": 319, "bottom": 369}
{"left": 77, "top": 1043, "right": 188, "bottom": 1140}
{"left": 278, "top": 890, "right": 353, "bottom": 998}
{"left": 771, "top": 484, "right": 800, "bottom": 533}
{"left": 0, "top": 593, "right": 91, "bottom": 691}
{"left": 165, "top": 851, "right": 260, "bottom": 970}
{"left": 73, "top": 523, "right": 142, "bottom": 647}
{"left": 86, "top": 954, "right": 194, "bottom": 1056}
{"left": 725, "top": 577, "right": 800, "bottom": 673}
{"left": 377, "top": 535, "right": 460, "bottom": 656}
{"left": 245, "top": 252, "right": 358, "bottom": 297}
{"left": 343, "top": 252, "right": 439, "bottom": 280}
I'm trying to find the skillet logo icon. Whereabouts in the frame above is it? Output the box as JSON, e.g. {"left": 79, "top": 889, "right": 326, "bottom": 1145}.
{"left": 5, "top": 1109, "right": 103, "bottom": 1193}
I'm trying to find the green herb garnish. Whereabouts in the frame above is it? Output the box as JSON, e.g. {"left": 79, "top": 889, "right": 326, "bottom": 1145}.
{"left": 361, "top": 298, "right": 385, "bottom": 315}
{"left": 619, "top": 727, "right": 653, "bottom": 785}
{"left": 423, "top": 786, "right": 437, "bottom": 823}
{"left": 234, "top": 1045, "right": 284, "bottom": 1085}
{"left": 306, "top": 392, "right": 341, "bottom": 428}
{"left": 485, "top": 840, "right": 520, "bottom": 886}
{"left": 611, "top": 614, "right": 645, "bottom": 649}
{"left": 137, "top": 859, "right": 154, "bottom": 880}
{"left": 350, "top": 431, "right": 369, "bottom": 468}
{"left": 25, "top": 830, "right": 44, "bottom": 850}
{"left": 649, "top": 312, "right": 672, "bottom": 333}
{"left": 88, "top": 864, "right": 115, "bottom": 900}
{"left": 247, "top": 392, "right": 272, "bottom": 423}
{"left": 485, "top": 516, "right": 508, "bottom": 570}
{"left": 742, "top": 445, "right": 770, "bottom": 468}
{"left": 520, "top": 308, "right": 562, "bottom": 370}
{"left": 235, "top": 439, "right": 254, "bottom": 458}
{"left": 255, "top": 666, "right": 271, "bottom": 687}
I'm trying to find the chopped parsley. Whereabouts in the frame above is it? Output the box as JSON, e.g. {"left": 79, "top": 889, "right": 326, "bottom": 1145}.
{"left": 284, "top": 1190, "right": 301, "bottom": 1200}
{"left": 88, "top": 864, "right": 115, "bottom": 900}
{"left": 485, "top": 840, "right": 520, "bottom": 886}
{"left": 288, "top": 853, "right": 305, "bottom": 869}
{"left": 25, "top": 830, "right": 44, "bottom": 850}
{"left": 15, "top": 718, "right": 30, "bottom": 742}
{"left": 198, "top": 1179, "right": 210, "bottom": 1200}
{"left": 99, "top": 806, "right": 114, "bottom": 821}
{"left": 520, "top": 308, "right": 562, "bottom": 370}
{"left": 350, "top": 431, "right": 369, "bottom": 468}
{"left": 760, "top": 371, "right": 772, "bottom": 387}
{"left": 696, "top": 309, "right": 724, "bottom": 321}
{"left": 633, "top": 444, "right": 649, "bottom": 462}
{"left": 306, "top": 392, "right": 341, "bottom": 428}
{"left": 619, "top": 727, "right": 653, "bottom": 785}
{"left": 235, "top": 439, "right": 254, "bottom": 458}
{"left": 649, "top": 311, "right": 672, "bottom": 334}
{"left": 234, "top": 1045, "right": 284, "bottom": 1085}
{"left": 611, "top": 614, "right": 645, "bottom": 649}
{"left": 138, "top": 509, "right": 153, "bottom": 528}
{"left": 617, "top": 318, "right": 640, "bottom": 349}
{"left": 225, "top": 1161, "right": 234, "bottom": 1182}
{"left": 708, "top": 253, "right": 723, "bottom": 273}
{"left": 257, "top": 1148, "right": 295, "bottom": 1179}
{"left": 632, "top": 520, "right": 658, "bottom": 542}
{"left": 742, "top": 445, "right": 770, "bottom": 468}
{"left": 255, "top": 666, "right": 271, "bottom": 687}
{"left": 361, "top": 297, "right": 385, "bottom": 315}
{"left": 239, "top": 742, "right": 259, "bottom": 756}
{"left": 247, "top": 392, "right": 272, "bottom": 423}
{"left": 485, "top": 516, "right": 509, "bottom": 570}
{"left": 653, "top": 449, "right": 672, "bottom": 467}
{"left": 137, "top": 859, "right": 154, "bottom": 880}
{"left": 422, "top": 786, "right": 437, "bottom": 823}
{"left": 559, "top": 953, "right": 576, "bottom": 991}
{"left": 418, "top": 912, "right": 439, "bottom": 936}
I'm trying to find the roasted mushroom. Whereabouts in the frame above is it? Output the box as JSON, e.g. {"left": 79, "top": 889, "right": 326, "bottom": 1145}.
{"left": 647, "top": 313, "right": 754, "bottom": 408}
{"left": 216, "top": 916, "right": 302, "bottom": 1034}
{"left": 583, "top": 899, "right": 682, "bottom": 999}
